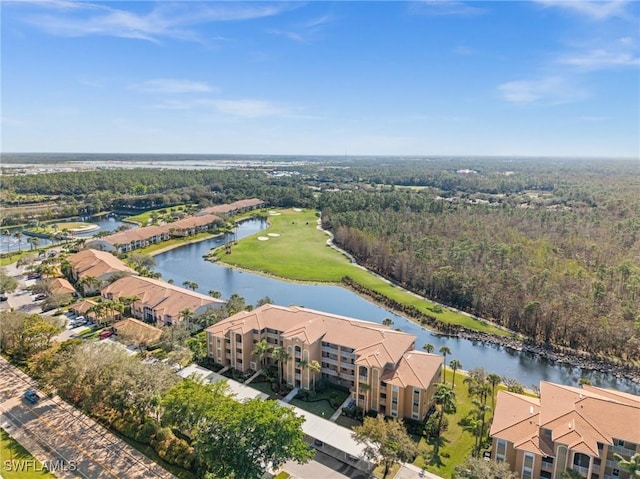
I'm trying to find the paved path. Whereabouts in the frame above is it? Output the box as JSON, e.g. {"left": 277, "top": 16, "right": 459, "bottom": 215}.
{"left": 282, "top": 387, "right": 299, "bottom": 403}
{"left": 0, "top": 358, "right": 176, "bottom": 479}
{"left": 330, "top": 396, "right": 353, "bottom": 422}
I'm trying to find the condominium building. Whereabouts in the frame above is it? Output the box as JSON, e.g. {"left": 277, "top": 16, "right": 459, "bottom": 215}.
{"left": 205, "top": 304, "right": 443, "bottom": 420}
{"left": 67, "top": 248, "right": 135, "bottom": 288}
{"left": 490, "top": 381, "right": 640, "bottom": 479}
{"left": 101, "top": 275, "right": 225, "bottom": 326}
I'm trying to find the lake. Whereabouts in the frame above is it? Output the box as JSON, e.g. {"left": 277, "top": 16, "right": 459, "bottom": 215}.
{"left": 152, "top": 218, "right": 639, "bottom": 394}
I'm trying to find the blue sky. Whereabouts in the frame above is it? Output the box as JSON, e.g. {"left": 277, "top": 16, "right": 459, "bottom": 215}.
{"left": 2, "top": 1, "right": 639, "bottom": 157}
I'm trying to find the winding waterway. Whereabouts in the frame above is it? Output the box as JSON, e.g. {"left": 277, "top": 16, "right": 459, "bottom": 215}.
{"left": 1, "top": 216, "right": 130, "bottom": 253}
{"left": 153, "top": 219, "right": 639, "bottom": 394}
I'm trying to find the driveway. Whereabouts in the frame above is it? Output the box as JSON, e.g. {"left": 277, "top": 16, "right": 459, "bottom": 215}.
{"left": 283, "top": 450, "right": 370, "bottom": 479}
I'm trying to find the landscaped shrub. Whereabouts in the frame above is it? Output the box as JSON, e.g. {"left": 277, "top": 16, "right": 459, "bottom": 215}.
{"left": 425, "top": 413, "right": 448, "bottom": 437}
{"left": 342, "top": 405, "right": 364, "bottom": 419}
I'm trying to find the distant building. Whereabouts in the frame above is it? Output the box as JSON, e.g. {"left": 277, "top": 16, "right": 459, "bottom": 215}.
{"left": 47, "top": 277, "right": 76, "bottom": 297}
{"left": 67, "top": 249, "right": 135, "bottom": 291}
{"left": 197, "top": 198, "right": 265, "bottom": 217}
{"left": 489, "top": 381, "right": 640, "bottom": 479}
{"left": 86, "top": 225, "right": 173, "bottom": 254}
{"left": 101, "top": 275, "right": 225, "bottom": 326}
{"left": 205, "top": 304, "right": 442, "bottom": 421}
{"left": 113, "top": 317, "right": 163, "bottom": 345}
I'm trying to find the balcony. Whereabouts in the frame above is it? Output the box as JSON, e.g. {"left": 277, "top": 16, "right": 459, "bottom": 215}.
{"left": 322, "top": 345, "right": 338, "bottom": 354}
{"left": 358, "top": 376, "right": 368, "bottom": 384}
{"left": 541, "top": 460, "right": 554, "bottom": 471}
{"left": 572, "top": 465, "right": 589, "bottom": 476}
{"left": 592, "top": 464, "right": 600, "bottom": 474}
{"left": 322, "top": 367, "right": 338, "bottom": 377}
{"left": 612, "top": 445, "right": 637, "bottom": 457}
{"left": 339, "top": 349, "right": 355, "bottom": 359}
{"left": 322, "top": 356, "right": 338, "bottom": 366}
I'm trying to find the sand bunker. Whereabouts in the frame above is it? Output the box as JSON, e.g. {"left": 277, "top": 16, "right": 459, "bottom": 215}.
{"left": 293, "top": 208, "right": 302, "bottom": 212}
{"left": 267, "top": 233, "right": 280, "bottom": 237}
{"left": 257, "top": 236, "right": 269, "bottom": 241}
{"left": 269, "top": 211, "right": 281, "bottom": 216}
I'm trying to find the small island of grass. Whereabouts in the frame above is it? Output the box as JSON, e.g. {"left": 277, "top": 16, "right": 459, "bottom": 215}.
{"left": 24, "top": 221, "right": 98, "bottom": 238}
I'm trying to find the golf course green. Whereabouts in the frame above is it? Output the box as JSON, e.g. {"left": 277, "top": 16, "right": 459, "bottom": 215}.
{"left": 215, "top": 208, "right": 508, "bottom": 335}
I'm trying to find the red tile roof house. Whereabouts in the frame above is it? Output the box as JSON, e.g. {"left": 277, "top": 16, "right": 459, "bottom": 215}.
{"left": 489, "top": 381, "right": 640, "bottom": 479}
{"left": 67, "top": 249, "right": 136, "bottom": 293}
{"left": 101, "top": 275, "right": 225, "bottom": 327}
{"left": 197, "top": 198, "right": 265, "bottom": 217}
{"left": 206, "top": 303, "right": 443, "bottom": 421}
{"left": 86, "top": 225, "right": 172, "bottom": 254}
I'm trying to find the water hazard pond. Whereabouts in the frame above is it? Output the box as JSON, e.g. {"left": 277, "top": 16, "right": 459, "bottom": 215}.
{"left": 153, "top": 218, "right": 639, "bottom": 394}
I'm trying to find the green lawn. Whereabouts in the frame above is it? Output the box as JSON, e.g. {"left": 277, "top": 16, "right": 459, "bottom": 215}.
{"left": 124, "top": 205, "right": 192, "bottom": 226}
{"left": 0, "top": 251, "right": 34, "bottom": 266}
{"left": 218, "top": 208, "right": 508, "bottom": 335}
{"left": 289, "top": 398, "right": 335, "bottom": 418}
{"left": 0, "top": 428, "right": 56, "bottom": 479}
{"left": 414, "top": 368, "right": 487, "bottom": 479}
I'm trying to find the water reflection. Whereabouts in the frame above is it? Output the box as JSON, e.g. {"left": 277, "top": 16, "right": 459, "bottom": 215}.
{"left": 152, "top": 219, "right": 639, "bottom": 394}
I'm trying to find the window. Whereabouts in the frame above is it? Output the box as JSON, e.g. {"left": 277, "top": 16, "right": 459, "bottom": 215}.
{"left": 615, "top": 439, "right": 624, "bottom": 447}
{"left": 412, "top": 412, "right": 419, "bottom": 419}
{"left": 495, "top": 439, "right": 507, "bottom": 462}
{"left": 613, "top": 469, "right": 620, "bottom": 477}
{"left": 522, "top": 453, "right": 534, "bottom": 479}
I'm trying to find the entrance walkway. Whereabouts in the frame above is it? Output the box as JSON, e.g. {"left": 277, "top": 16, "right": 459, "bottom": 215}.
{"left": 329, "top": 396, "right": 353, "bottom": 422}
{"left": 244, "top": 369, "right": 263, "bottom": 385}
{"left": 282, "top": 387, "right": 299, "bottom": 403}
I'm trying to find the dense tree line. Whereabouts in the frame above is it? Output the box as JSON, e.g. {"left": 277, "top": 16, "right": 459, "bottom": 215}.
{"left": 1, "top": 168, "right": 315, "bottom": 224}
{"left": 320, "top": 177, "right": 640, "bottom": 360}
{"left": 28, "top": 340, "right": 312, "bottom": 478}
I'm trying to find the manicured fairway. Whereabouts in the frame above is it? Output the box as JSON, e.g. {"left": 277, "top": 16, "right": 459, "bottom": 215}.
{"left": 218, "top": 209, "right": 508, "bottom": 335}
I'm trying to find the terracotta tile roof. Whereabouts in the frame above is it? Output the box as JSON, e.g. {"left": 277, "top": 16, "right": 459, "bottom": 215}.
{"left": 491, "top": 381, "right": 640, "bottom": 457}
{"left": 68, "top": 249, "right": 135, "bottom": 279}
{"left": 206, "top": 304, "right": 437, "bottom": 387}
{"left": 168, "top": 214, "right": 222, "bottom": 230}
{"left": 72, "top": 299, "right": 97, "bottom": 314}
{"left": 199, "top": 198, "right": 264, "bottom": 216}
{"left": 113, "top": 318, "right": 162, "bottom": 343}
{"left": 96, "top": 224, "right": 171, "bottom": 246}
{"left": 102, "top": 276, "right": 224, "bottom": 319}
{"left": 383, "top": 351, "right": 442, "bottom": 390}
{"left": 48, "top": 277, "right": 76, "bottom": 296}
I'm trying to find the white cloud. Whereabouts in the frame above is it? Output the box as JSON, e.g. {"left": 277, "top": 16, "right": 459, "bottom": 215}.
{"left": 15, "top": 1, "right": 294, "bottom": 43}
{"left": 497, "top": 77, "right": 588, "bottom": 105}
{"left": 268, "top": 29, "right": 305, "bottom": 43}
{"left": 453, "top": 45, "right": 474, "bottom": 55}
{"left": 533, "top": 0, "right": 632, "bottom": 20}
{"left": 211, "top": 99, "right": 291, "bottom": 118}
{"left": 409, "top": 0, "right": 487, "bottom": 16}
{"left": 131, "top": 79, "right": 215, "bottom": 94}
{"left": 559, "top": 49, "right": 640, "bottom": 70}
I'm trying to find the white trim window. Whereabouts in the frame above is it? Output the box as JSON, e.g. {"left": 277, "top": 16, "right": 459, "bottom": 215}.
{"left": 496, "top": 439, "right": 507, "bottom": 462}
{"left": 522, "top": 453, "right": 534, "bottom": 479}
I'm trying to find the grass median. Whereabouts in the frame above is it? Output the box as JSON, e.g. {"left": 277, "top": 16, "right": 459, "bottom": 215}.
{"left": 0, "top": 428, "right": 56, "bottom": 479}
{"left": 216, "top": 208, "right": 508, "bottom": 335}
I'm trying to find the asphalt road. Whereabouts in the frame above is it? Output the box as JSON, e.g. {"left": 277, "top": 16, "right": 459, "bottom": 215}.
{"left": 0, "top": 351, "right": 176, "bottom": 479}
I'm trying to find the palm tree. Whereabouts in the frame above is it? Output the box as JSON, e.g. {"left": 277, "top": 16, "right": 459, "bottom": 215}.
{"left": 382, "top": 318, "right": 394, "bottom": 327}
{"left": 208, "top": 290, "right": 222, "bottom": 299}
{"left": 271, "top": 346, "right": 290, "bottom": 386}
{"left": 439, "top": 345, "right": 452, "bottom": 382}
{"left": 299, "top": 359, "right": 308, "bottom": 388}
{"left": 450, "top": 359, "right": 462, "bottom": 387}
{"left": 615, "top": 452, "right": 640, "bottom": 478}
{"left": 13, "top": 231, "right": 22, "bottom": 252}
{"left": 179, "top": 308, "right": 194, "bottom": 328}
{"left": 487, "top": 373, "right": 502, "bottom": 411}
{"left": 561, "top": 469, "right": 585, "bottom": 479}
{"left": 183, "top": 280, "right": 198, "bottom": 291}
{"left": 308, "top": 360, "right": 321, "bottom": 391}
{"left": 433, "top": 383, "right": 456, "bottom": 457}
{"left": 252, "top": 339, "right": 272, "bottom": 370}
{"left": 423, "top": 343, "right": 435, "bottom": 353}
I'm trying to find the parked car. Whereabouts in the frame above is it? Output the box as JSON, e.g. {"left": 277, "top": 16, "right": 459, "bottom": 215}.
{"left": 0, "top": 295, "right": 8, "bottom": 302}
{"left": 34, "top": 294, "right": 47, "bottom": 301}
{"left": 27, "top": 273, "right": 41, "bottom": 280}
{"left": 23, "top": 390, "right": 40, "bottom": 404}
{"left": 99, "top": 330, "right": 114, "bottom": 340}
